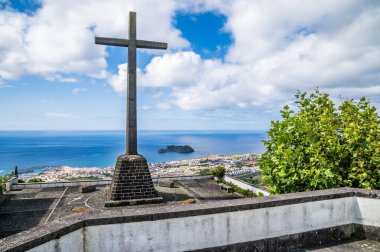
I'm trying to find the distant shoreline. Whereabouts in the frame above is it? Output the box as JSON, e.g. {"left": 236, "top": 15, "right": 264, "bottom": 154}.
{"left": 16, "top": 153, "right": 261, "bottom": 182}
{"left": 0, "top": 130, "right": 267, "bottom": 173}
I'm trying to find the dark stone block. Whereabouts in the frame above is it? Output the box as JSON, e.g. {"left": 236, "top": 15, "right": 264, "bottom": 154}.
{"left": 105, "top": 154, "right": 163, "bottom": 206}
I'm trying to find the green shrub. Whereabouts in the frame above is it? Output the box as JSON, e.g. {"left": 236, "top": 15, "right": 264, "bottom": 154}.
{"left": 27, "top": 178, "right": 44, "bottom": 183}
{"left": 211, "top": 165, "right": 225, "bottom": 179}
{"left": 199, "top": 169, "right": 212, "bottom": 176}
{"left": 260, "top": 89, "right": 380, "bottom": 194}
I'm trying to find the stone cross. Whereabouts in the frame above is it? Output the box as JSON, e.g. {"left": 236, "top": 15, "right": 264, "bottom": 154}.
{"left": 95, "top": 12, "right": 167, "bottom": 155}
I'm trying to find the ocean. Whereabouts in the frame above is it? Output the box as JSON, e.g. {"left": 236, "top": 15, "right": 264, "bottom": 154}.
{"left": 0, "top": 131, "right": 267, "bottom": 175}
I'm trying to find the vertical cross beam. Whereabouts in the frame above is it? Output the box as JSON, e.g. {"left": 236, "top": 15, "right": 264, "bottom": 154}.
{"left": 127, "top": 12, "right": 137, "bottom": 154}
{"left": 95, "top": 12, "right": 167, "bottom": 155}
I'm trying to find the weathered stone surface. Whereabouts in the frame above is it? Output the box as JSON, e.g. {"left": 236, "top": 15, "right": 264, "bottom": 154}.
{"left": 80, "top": 184, "right": 96, "bottom": 193}
{"left": 105, "top": 154, "right": 162, "bottom": 206}
{"left": 1, "top": 188, "right": 379, "bottom": 252}
{"left": 158, "top": 180, "right": 174, "bottom": 188}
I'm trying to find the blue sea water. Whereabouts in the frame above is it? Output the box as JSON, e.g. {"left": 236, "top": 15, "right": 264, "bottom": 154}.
{"left": 0, "top": 131, "right": 267, "bottom": 175}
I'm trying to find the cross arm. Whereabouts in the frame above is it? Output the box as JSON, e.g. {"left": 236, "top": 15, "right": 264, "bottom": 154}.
{"left": 136, "top": 40, "right": 167, "bottom": 50}
{"left": 95, "top": 37, "right": 129, "bottom": 47}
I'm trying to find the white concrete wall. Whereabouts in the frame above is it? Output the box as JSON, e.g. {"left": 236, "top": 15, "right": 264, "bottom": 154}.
{"left": 27, "top": 229, "right": 83, "bottom": 252}
{"left": 355, "top": 197, "right": 380, "bottom": 226}
{"left": 224, "top": 175, "right": 270, "bottom": 196}
{"left": 26, "top": 196, "right": 380, "bottom": 252}
{"left": 5, "top": 177, "right": 18, "bottom": 191}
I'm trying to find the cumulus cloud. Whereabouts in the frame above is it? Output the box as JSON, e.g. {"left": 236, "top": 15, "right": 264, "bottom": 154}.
{"left": 3, "top": 0, "right": 380, "bottom": 113}
{"left": 46, "top": 74, "right": 77, "bottom": 83}
{"left": 0, "top": 10, "right": 28, "bottom": 80}
{"left": 132, "top": 0, "right": 380, "bottom": 110}
{"left": 108, "top": 63, "right": 128, "bottom": 93}
{"left": 0, "top": 0, "right": 189, "bottom": 81}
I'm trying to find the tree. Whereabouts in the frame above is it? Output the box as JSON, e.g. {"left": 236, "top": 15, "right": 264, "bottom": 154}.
{"left": 211, "top": 165, "right": 225, "bottom": 179}
{"left": 259, "top": 89, "right": 380, "bottom": 194}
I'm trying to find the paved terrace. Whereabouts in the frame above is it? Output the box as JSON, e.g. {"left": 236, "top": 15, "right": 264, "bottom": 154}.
{"left": 0, "top": 179, "right": 242, "bottom": 239}
{"left": 0, "top": 188, "right": 379, "bottom": 251}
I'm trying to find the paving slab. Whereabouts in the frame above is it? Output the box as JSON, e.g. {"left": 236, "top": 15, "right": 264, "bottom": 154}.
{"left": 0, "top": 179, "right": 246, "bottom": 239}
{"left": 296, "top": 239, "right": 380, "bottom": 251}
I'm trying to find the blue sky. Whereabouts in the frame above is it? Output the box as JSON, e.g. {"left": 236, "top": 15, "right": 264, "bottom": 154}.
{"left": 1, "top": 0, "right": 380, "bottom": 130}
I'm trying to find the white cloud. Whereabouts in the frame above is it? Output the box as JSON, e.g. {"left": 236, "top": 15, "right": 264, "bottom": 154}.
{"left": 0, "top": 0, "right": 189, "bottom": 81}
{"left": 0, "top": 10, "right": 28, "bottom": 80}
{"left": 141, "top": 52, "right": 203, "bottom": 88}
{"left": 72, "top": 87, "right": 87, "bottom": 95}
{"left": 132, "top": 0, "right": 380, "bottom": 110}
{"left": 108, "top": 63, "right": 128, "bottom": 94}
{"left": 44, "top": 112, "right": 75, "bottom": 119}
{"left": 3, "top": 0, "right": 380, "bottom": 113}
{"left": 139, "top": 51, "right": 282, "bottom": 110}
{"left": 46, "top": 74, "right": 78, "bottom": 83}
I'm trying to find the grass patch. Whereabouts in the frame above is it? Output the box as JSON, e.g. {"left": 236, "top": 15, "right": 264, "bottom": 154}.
{"left": 217, "top": 179, "right": 264, "bottom": 198}
{"left": 27, "top": 178, "right": 44, "bottom": 183}
{"left": 72, "top": 206, "right": 90, "bottom": 213}
{"left": 180, "top": 199, "right": 196, "bottom": 204}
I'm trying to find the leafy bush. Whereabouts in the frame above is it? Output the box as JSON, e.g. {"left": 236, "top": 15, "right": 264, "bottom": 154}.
{"left": 199, "top": 169, "right": 212, "bottom": 176}
{"left": 27, "top": 178, "right": 44, "bottom": 183}
{"left": 260, "top": 89, "right": 380, "bottom": 194}
{"left": 211, "top": 165, "right": 225, "bottom": 179}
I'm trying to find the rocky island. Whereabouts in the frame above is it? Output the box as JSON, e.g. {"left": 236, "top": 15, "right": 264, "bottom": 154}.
{"left": 158, "top": 145, "right": 195, "bottom": 154}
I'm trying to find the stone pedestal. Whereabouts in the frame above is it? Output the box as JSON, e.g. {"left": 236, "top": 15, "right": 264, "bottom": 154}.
{"left": 105, "top": 154, "right": 163, "bottom": 207}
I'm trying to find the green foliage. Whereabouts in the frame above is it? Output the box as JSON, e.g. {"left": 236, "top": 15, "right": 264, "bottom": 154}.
{"left": 242, "top": 175, "right": 263, "bottom": 186}
{"left": 27, "top": 178, "right": 44, "bottom": 183}
{"left": 199, "top": 169, "right": 212, "bottom": 176}
{"left": 217, "top": 179, "right": 263, "bottom": 197}
{"left": 211, "top": 165, "right": 225, "bottom": 179}
{"left": 260, "top": 89, "right": 380, "bottom": 194}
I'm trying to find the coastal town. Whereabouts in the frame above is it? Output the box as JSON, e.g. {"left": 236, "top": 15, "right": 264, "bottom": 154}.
{"left": 19, "top": 153, "right": 262, "bottom": 182}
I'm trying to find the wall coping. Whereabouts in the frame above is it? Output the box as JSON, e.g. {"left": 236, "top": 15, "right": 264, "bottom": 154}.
{"left": 0, "top": 188, "right": 379, "bottom": 251}
{"left": 10, "top": 175, "right": 214, "bottom": 190}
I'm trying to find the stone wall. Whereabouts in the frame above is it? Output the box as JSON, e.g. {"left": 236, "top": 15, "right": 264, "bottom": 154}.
{"left": 5, "top": 177, "right": 17, "bottom": 192}
{"left": 10, "top": 176, "right": 213, "bottom": 191}
{"left": 0, "top": 188, "right": 379, "bottom": 252}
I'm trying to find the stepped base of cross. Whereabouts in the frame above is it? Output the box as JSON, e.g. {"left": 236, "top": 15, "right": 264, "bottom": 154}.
{"left": 105, "top": 154, "right": 163, "bottom": 207}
